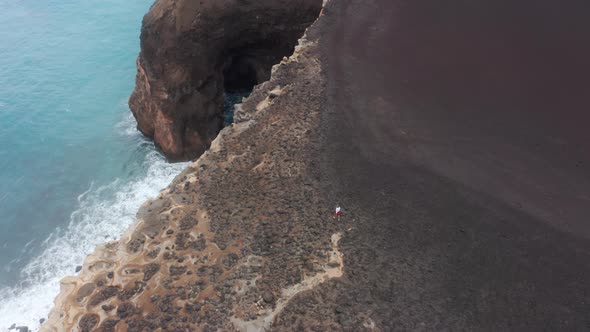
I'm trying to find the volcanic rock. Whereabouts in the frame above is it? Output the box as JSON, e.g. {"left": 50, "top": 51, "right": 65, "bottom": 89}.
{"left": 129, "top": 0, "right": 322, "bottom": 160}
{"left": 262, "top": 290, "right": 274, "bottom": 303}
{"left": 43, "top": 0, "right": 590, "bottom": 331}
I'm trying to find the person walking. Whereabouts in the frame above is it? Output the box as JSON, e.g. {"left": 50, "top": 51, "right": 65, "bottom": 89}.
{"left": 333, "top": 205, "right": 342, "bottom": 221}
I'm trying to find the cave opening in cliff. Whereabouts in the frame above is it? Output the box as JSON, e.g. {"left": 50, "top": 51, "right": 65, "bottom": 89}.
{"left": 128, "top": 1, "right": 324, "bottom": 160}
{"left": 222, "top": 55, "right": 258, "bottom": 126}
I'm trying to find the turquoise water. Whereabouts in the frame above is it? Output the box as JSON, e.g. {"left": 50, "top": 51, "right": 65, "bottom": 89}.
{"left": 0, "top": 0, "right": 188, "bottom": 328}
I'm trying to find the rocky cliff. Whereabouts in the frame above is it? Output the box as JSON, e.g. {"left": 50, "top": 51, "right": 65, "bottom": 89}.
{"left": 42, "top": 6, "right": 338, "bottom": 330}
{"left": 43, "top": 0, "right": 590, "bottom": 330}
{"left": 129, "top": 0, "right": 322, "bottom": 160}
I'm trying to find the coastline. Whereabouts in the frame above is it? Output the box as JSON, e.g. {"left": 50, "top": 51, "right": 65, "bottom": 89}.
{"left": 42, "top": 13, "right": 336, "bottom": 330}
{"left": 41, "top": 0, "right": 590, "bottom": 330}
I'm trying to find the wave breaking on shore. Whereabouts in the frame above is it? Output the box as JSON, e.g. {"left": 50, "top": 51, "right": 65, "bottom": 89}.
{"left": 0, "top": 116, "right": 187, "bottom": 331}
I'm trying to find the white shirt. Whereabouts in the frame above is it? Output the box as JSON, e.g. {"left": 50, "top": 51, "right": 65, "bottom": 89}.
{"left": 335, "top": 207, "right": 341, "bottom": 213}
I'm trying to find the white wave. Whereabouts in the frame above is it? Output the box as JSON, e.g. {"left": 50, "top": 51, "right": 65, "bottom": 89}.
{"left": 0, "top": 122, "right": 188, "bottom": 330}
{"left": 115, "top": 106, "right": 141, "bottom": 137}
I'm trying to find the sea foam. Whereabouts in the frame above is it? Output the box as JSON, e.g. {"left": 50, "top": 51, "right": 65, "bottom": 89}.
{"left": 0, "top": 117, "right": 188, "bottom": 331}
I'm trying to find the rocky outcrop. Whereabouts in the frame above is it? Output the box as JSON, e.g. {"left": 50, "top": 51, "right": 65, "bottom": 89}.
{"left": 42, "top": 8, "right": 339, "bottom": 330}
{"left": 129, "top": 0, "right": 322, "bottom": 160}
{"left": 43, "top": 0, "right": 590, "bottom": 330}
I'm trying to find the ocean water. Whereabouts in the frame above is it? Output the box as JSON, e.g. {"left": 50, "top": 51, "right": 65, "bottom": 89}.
{"left": 0, "top": 0, "right": 188, "bottom": 329}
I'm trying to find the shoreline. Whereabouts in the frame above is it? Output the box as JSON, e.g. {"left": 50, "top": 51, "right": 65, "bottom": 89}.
{"left": 0, "top": 118, "right": 188, "bottom": 332}
{"left": 40, "top": 0, "right": 590, "bottom": 330}
{"left": 42, "top": 14, "right": 336, "bottom": 330}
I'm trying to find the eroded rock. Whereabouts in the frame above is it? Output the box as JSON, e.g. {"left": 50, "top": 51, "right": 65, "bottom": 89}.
{"left": 78, "top": 314, "right": 98, "bottom": 332}
{"left": 129, "top": 0, "right": 322, "bottom": 160}
{"left": 43, "top": 4, "right": 333, "bottom": 330}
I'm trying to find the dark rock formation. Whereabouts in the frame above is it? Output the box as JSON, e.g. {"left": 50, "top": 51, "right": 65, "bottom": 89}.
{"left": 44, "top": 19, "right": 331, "bottom": 329}
{"left": 45, "top": 0, "right": 590, "bottom": 330}
{"left": 129, "top": 0, "right": 322, "bottom": 160}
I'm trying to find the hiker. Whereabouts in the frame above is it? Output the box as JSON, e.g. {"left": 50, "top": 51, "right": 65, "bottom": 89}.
{"left": 333, "top": 205, "right": 342, "bottom": 221}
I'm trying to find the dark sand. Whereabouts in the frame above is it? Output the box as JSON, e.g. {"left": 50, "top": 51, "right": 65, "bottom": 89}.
{"left": 278, "top": 0, "right": 590, "bottom": 330}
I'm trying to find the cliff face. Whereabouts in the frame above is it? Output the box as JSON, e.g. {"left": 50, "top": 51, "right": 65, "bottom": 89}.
{"left": 129, "top": 0, "right": 322, "bottom": 160}
{"left": 43, "top": 0, "right": 590, "bottom": 330}
{"left": 43, "top": 9, "right": 338, "bottom": 330}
